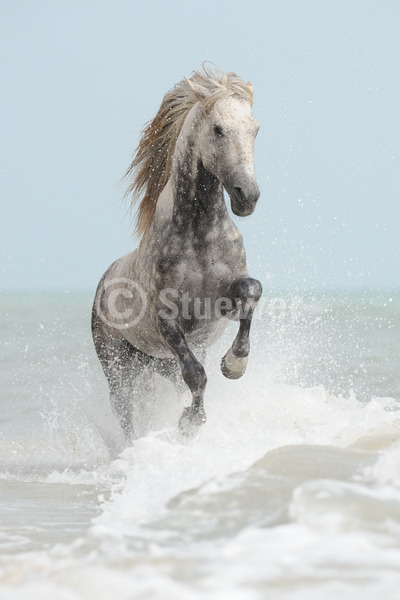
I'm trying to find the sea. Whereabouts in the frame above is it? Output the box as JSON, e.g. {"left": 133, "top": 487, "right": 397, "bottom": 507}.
{"left": 1, "top": 288, "right": 400, "bottom": 599}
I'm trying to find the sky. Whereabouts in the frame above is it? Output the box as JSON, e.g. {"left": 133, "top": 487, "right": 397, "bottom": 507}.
{"left": 1, "top": 0, "right": 399, "bottom": 292}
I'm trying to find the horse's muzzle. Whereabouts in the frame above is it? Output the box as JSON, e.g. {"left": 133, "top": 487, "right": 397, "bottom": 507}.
{"left": 230, "top": 184, "right": 260, "bottom": 216}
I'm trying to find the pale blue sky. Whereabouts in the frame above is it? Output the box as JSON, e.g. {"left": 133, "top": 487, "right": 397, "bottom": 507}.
{"left": 1, "top": 0, "right": 399, "bottom": 291}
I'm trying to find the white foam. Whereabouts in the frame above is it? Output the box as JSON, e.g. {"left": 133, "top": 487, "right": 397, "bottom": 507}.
{"left": 3, "top": 343, "right": 400, "bottom": 599}
{"left": 94, "top": 359, "right": 400, "bottom": 535}
{"left": 364, "top": 441, "right": 400, "bottom": 488}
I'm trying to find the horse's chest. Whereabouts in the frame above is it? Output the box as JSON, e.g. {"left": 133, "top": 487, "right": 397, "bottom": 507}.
{"left": 157, "top": 251, "right": 240, "bottom": 295}
{"left": 150, "top": 222, "right": 247, "bottom": 310}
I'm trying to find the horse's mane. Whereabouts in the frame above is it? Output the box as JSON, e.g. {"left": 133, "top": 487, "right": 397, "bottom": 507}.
{"left": 124, "top": 65, "right": 254, "bottom": 238}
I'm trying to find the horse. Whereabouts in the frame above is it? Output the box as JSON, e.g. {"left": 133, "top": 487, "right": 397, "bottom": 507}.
{"left": 92, "top": 65, "right": 262, "bottom": 438}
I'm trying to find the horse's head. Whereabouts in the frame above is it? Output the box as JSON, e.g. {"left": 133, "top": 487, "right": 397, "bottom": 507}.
{"left": 189, "top": 80, "right": 260, "bottom": 217}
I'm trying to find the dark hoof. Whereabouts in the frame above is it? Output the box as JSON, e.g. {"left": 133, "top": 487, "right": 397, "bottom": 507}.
{"left": 221, "top": 348, "right": 248, "bottom": 380}
{"left": 179, "top": 406, "right": 206, "bottom": 436}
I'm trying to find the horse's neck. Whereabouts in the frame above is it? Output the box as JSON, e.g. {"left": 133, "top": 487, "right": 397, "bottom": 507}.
{"left": 174, "top": 161, "right": 224, "bottom": 226}
{"left": 169, "top": 132, "right": 226, "bottom": 234}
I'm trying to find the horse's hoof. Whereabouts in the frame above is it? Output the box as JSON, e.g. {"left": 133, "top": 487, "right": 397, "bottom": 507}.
{"left": 221, "top": 348, "right": 248, "bottom": 380}
{"left": 179, "top": 406, "right": 206, "bottom": 436}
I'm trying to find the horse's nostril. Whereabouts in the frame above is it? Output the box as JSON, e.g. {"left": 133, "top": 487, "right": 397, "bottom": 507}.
{"left": 234, "top": 187, "right": 246, "bottom": 204}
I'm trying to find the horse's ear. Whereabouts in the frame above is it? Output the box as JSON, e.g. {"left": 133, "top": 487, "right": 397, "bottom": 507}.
{"left": 247, "top": 81, "right": 254, "bottom": 95}
{"left": 185, "top": 77, "right": 210, "bottom": 101}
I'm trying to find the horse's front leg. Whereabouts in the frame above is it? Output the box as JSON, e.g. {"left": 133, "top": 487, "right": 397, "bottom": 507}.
{"left": 220, "top": 277, "right": 262, "bottom": 379}
{"left": 157, "top": 316, "right": 207, "bottom": 434}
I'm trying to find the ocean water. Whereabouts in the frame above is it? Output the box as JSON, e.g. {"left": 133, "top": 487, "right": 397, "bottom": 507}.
{"left": 1, "top": 289, "right": 400, "bottom": 599}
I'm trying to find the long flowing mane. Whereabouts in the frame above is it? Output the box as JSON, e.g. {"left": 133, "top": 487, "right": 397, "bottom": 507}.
{"left": 124, "top": 65, "right": 254, "bottom": 238}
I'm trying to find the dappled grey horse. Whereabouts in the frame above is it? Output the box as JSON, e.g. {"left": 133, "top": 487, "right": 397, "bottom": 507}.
{"left": 92, "top": 66, "right": 262, "bottom": 437}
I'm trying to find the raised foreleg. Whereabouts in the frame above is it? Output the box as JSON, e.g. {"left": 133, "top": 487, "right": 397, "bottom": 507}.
{"left": 157, "top": 316, "right": 207, "bottom": 434}
{"left": 220, "top": 277, "right": 262, "bottom": 379}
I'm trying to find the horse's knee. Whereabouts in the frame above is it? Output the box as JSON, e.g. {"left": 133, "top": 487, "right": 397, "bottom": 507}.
{"left": 229, "top": 277, "right": 262, "bottom": 306}
{"left": 230, "top": 278, "right": 262, "bottom": 322}
{"left": 240, "top": 277, "right": 263, "bottom": 302}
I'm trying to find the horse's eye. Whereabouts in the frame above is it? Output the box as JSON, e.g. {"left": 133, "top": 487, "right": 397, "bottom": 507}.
{"left": 213, "top": 124, "right": 224, "bottom": 137}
